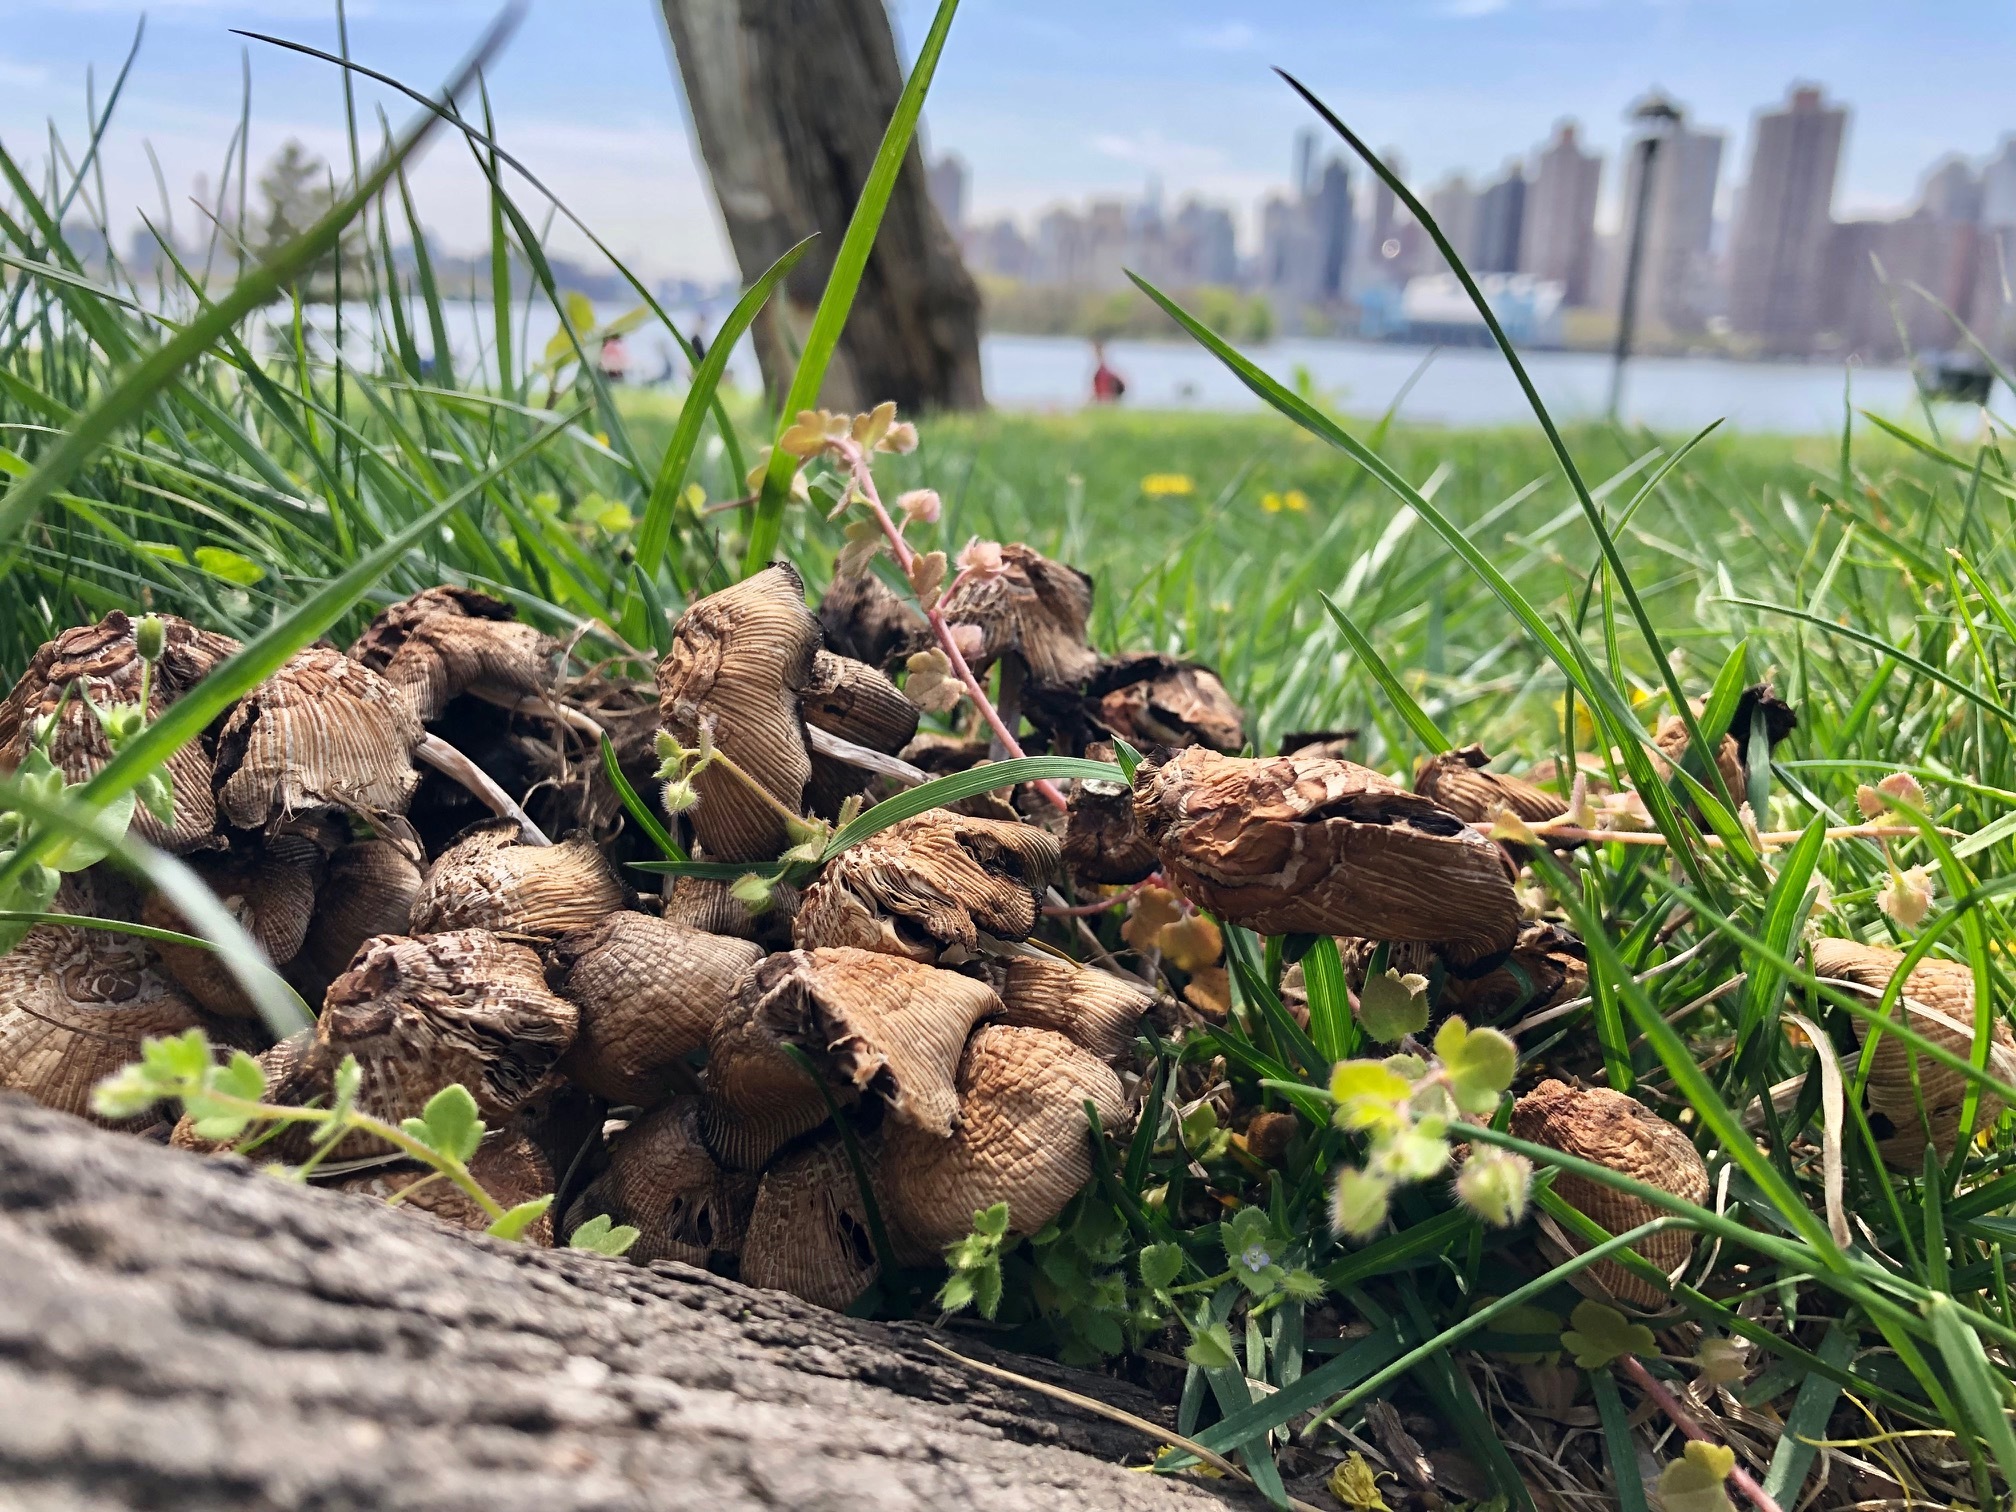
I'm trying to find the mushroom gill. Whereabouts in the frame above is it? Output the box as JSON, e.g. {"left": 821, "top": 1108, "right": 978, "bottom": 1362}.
{"left": 349, "top": 586, "right": 558, "bottom": 723}
{"left": 1413, "top": 745, "right": 1568, "bottom": 828}
{"left": 142, "top": 830, "right": 327, "bottom": 1018}
{"left": 296, "top": 838, "right": 425, "bottom": 997}
{"left": 0, "top": 873, "right": 206, "bottom": 1126}
{"left": 740, "top": 1133, "right": 892, "bottom": 1309}
{"left": 213, "top": 647, "right": 423, "bottom": 833}
{"left": 564, "top": 1098, "right": 757, "bottom": 1268}
{"left": 879, "top": 1023, "right": 1126, "bottom": 1254}
{"left": 983, "top": 955, "right": 1152, "bottom": 1065}
{"left": 1811, "top": 936, "right": 2016, "bottom": 1168}
{"left": 337, "top": 1128, "right": 556, "bottom": 1245}
{"left": 548, "top": 911, "right": 763, "bottom": 1106}
{"left": 656, "top": 563, "right": 822, "bottom": 862}
{"left": 792, "top": 810, "right": 1061, "bottom": 962}
{"left": 0, "top": 611, "right": 240, "bottom": 852}
{"left": 1132, "top": 748, "right": 1522, "bottom": 970}
{"left": 936, "top": 544, "right": 1101, "bottom": 693}
{"left": 1086, "top": 653, "right": 1247, "bottom": 755}
{"left": 701, "top": 947, "right": 998, "bottom": 1170}
{"left": 1509, "top": 1079, "right": 1708, "bottom": 1309}
{"left": 408, "top": 818, "right": 630, "bottom": 938}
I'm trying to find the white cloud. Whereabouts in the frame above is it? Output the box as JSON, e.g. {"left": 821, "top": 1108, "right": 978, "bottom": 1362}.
{"left": 1178, "top": 22, "right": 1259, "bottom": 51}
{"left": 1442, "top": 0, "right": 1510, "bottom": 14}
{"left": 1089, "top": 130, "right": 1229, "bottom": 174}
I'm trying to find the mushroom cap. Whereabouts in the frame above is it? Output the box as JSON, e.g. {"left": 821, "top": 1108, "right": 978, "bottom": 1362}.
{"left": 1063, "top": 773, "right": 1160, "bottom": 887}
{"left": 701, "top": 947, "right": 999, "bottom": 1169}
{"left": 1509, "top": 1079, "right": 1708, "bottom": 1308}
{"left": 142, "top": 830, "right": 327, "bottom": 1018}
{"left": 1086, "top": 653, "right": 1247, "bottom": 755}
{"left": 549, "top": 911, "right": 763, "bottom": 1106}
{"left": 337, "top": 1129, "right": 556, "bottom": 1245}
{"left": 349, "top": 586, "right": 558, "bottom": 723}
{"left": 661, "top": 871, "right": 802, "bottom": 944}
{"left": 213, "top": 646, "right": 423, "bottom": 832}
{"left": 801, "top": 650, "right": 921, "bottom": 754}
{"left": 1414, "top": 745, "right": 1568, "bottom": 828}
{"left": 297, "top": 838, "right": 426, "bottom": 995}
{"left": 656, "top": 563, "right": 822, "bottom": 862}
{"left": 171, "top": 1029, "right": 316, "bottom": 1154}
{"left": 1133, "top": 748, "right": 1522, "bottom": 970}
{"left": 937, "top": 544, "right": 1101, "bottom": 690}
{"left": 816, "top": 569, "right": 929, "bottom": 675}
{"left": 793, "top": 810, "right": 1062, "bottom": 962}
{"left": 1436, "top": 923, "right": 1589, "bottom": 1023}
{"left": 409, "top": 818, "right": 631, "bottom": 938}
{"left": 565, "top": 1097, "right": 757, "bottom": 1268}
{"left": 0, "top": 611, "right": 240, "bottom": 852}
{"left": 741, "top": 1132, "right": 891, "bottom": 1308}
{"left": 0, "top": 872, "right": 205, "bottom": 1126}
{"left": 1278, "top": 730, "right": 1360, "bottom": 762}
{"left": 299, "top": 930, "right": 579, "bottom": 1159}
{"left": 879, "top": 1024, "right": 1126, "bottom": 1254}
{"left": 1650, "top": 714, "right": 1747, "bottom": 802}
{"left": 1811, "top": 937, "right": 2014, "bottom": 1168}
{"left": 981, "top": 955, "right": 1152, "bottom": 1065}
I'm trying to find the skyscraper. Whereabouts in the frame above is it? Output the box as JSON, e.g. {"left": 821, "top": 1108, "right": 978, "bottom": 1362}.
{"left": 1426, "top": 173, "right": 1480, "bottom": 270}
{"left": 1919, "top": 156, "right": 1983, "bottom": 224}
{"left": 1727, "top": 84, "right": 1848, "bottom": 353}
{"left": 1616, "top": 109, "right": 1725, "bottom": 334}
{"left": 1521, "top": 121, "right": 1603, "bottom": 306}
{"left": 1311, "top": 158, "right": 1355, "bottom": 300}
{"left": 927, "top": 154, "right": 969, "bottom": 233}
{"left": 1472, "top": 163, "right": 1527, "bottom": 274}
{"left": 1981, "top": 136, "right": 2016, "bottom": 227}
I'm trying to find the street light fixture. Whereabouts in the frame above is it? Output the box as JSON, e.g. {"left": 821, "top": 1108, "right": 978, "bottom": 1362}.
{"left": 1609, "top": 93, "right": 1684, "bottom": 421}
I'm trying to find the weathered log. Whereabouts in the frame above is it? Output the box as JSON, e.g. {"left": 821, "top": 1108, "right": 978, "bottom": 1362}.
{"left": 0, "top": 1096, "right": 1241, "bottom": 1511}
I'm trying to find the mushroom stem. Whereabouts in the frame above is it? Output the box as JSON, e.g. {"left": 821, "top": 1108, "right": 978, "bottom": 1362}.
{"left": 988, "top": 656, "right": 1024, "bottom": 764}
{"left": 834, "top": 438, "right": 1067, "bottom": 810}
{"left": 803, "top": 722, "right": 930, "bottom": 787}
{"left": 1615, "top": 1354, "right": 1784, "bottom": 1512}
{"left": 415, "top": 734, "right": 552, "bottom": 846}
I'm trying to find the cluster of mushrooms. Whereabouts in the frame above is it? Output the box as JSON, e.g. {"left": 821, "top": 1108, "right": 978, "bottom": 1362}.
{"left": 0, "top": 543, "right": 2000, "bottom": 1314}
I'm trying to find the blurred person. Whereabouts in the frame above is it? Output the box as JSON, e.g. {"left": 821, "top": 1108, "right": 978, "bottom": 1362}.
{"left": 1091, "top": 339, "right": 1126, "bottom": 404}
{"left": 599, "top": 332, "right": 630, "bottom": 383}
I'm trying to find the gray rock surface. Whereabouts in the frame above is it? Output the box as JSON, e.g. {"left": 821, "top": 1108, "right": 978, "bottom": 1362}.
{"left": 0, "top": 1095, "right": 1245, "bottom": 1511}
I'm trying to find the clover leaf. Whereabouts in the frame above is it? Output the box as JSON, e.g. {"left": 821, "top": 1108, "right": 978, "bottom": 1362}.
{"left": 1560, "top": 1299, "right": 1656, "bottom": 1369}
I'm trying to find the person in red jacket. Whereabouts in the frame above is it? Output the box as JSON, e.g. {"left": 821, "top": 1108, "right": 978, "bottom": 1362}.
{"left": 1090, "top": 340, "right": 1126, "bottom": 404}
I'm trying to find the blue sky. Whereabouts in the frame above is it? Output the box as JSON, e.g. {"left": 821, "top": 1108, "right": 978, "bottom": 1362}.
{"left": 3, "top": 1, "right": 2013, "bottom": 281}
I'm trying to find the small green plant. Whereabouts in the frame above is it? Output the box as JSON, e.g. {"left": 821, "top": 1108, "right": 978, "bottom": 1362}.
{"left": 568, "top": 1213, "right": 642, "bottom": 1258}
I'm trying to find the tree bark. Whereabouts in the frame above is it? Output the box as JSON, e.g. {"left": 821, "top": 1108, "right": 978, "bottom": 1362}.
{"left": 659, "top": 0, "right": 985, "bottom": 414}
{"left": 0, "top": 1096, "right": 1245, "bottom": 1511}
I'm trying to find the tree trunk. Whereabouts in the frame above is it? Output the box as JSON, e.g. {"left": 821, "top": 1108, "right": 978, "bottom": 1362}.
{"left": 659, "top": 0, "right": 985, "bottom": 414}
{"left": 0, "top": 1096, "right": 1244, "bottom": 1511}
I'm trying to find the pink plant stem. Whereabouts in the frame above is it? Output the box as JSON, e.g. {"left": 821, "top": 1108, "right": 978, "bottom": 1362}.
{"left": 1042, "top": 874, "right": 1162, "bottom": 917}
{"left": 1618, "top": 1355, "right": 1782, "bottom": 1512}
{"left": 839, "top": 441, "right": 1068, "bottom": 810}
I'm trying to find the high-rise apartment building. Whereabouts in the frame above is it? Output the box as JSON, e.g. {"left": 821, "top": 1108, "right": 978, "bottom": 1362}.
{"left": 1616, "top": 109, "right": 1725, "bottom": 334}
{"left": 1981, "top": 137, "right": 2016, "bottom": 227}
{"left": 1919, "top": 156, "right": 1983, "bottom": 224}
{"left": 1427, "top": 173, "right": 1480, "bottom": 270}
{"left": 927, "top": 154, "right": 969, "bottom": 233}
{"left": 1520, "top": 121, "right": 1603, "bottom": 305}
{"left": 1472, "top": 164, "right": 1527, "bottom": 274}
{"left": 1727, "top": 85, "right": 1847, "bottom": 353}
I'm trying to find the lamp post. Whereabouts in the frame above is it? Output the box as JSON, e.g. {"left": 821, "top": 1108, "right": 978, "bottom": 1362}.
{"left": 1609, "top": 94, "right": 1683, "bottom": 422}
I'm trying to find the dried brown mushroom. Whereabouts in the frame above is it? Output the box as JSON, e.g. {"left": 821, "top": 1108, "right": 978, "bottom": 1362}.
{"left": 816, "top": 568, "right": 928, "bottom": 673}
{"left": 565, "top": 1098, "right": 757, "bottom": 1267}
{"left": 213, "top": 647, "right": 423, "bottom": 833}
{"left": 985, "top": 955, "right": 1152, "bottom": 1065}
{"left": 1438, "top": 923, "right": 1590, "bottom": 1024}
{"left": 656, "top": 563, "right": 822, "bottom": 861}
{"left": 1414, "top": 745, "right": 1567, "bottom": 828}
{"left": 1063, "top": 772, "right": 1161, "bottom": 887}
{"left": 1086, "top": 653, "right": 1246, "bottom": 755}
{"left": 0, "top": 873, "right": 206, "bottom": 1126}
{"left": 548, "top": 911, "right": 763, "bottom": 1106}
{"left": 661, "top": 871, "right": 801, "bottom": 944}
{"left": 296, "top": 838, "right": 425, "bottom": 997}
{"left": 741, "top": 1133, "right": 891, "bottom": 1308}
{"left": 879, "top": 1023, "right": 1126, "bottom": 1254}
{"left": 792, "top": 810, "right": 1061, "bottom": 962}
{"left": 1811, "top": 937, "right": 2016, "bottom": 1167}
{"left": 0, "top": 611, "right": 240, "bottom": 852}
{"left": 936, "top": 544, "right": 1101, "bottom": 696}
{"left": 801, "top": 650, "right": 921, "bottom": 755}
{"left": 1133, "top": 748, "right": 1521, "bottom": 970}
{"left": 701, "top": 947, "right": 999, "bottom": 1169}
{"left": 337, "top": 1129, "right": 556, "bottom": 1245}
{"left": 1649, "top": 684, "right": 1797, "bottom": 805}
{"left": 408, "top": 818, "right": 629, "bottom": 938}
{"left": 142, "top": 831, "right": 327, "bottom": 1018}
{"left": 349, "top": 586, "right": 558, "bottom": 723}
{"left": 1510, "top": 1079, "right": 1708, "bottom": 1308}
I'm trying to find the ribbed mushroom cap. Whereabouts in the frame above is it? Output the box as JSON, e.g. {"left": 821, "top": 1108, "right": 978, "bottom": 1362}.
{"left": 1437, "top": 923, "right": 1589, "bottom": 1023}
{"left": 170, "top": 1029, "right": 316, "bottom": 1154}
{"left": 337, "top": 1129, "right": 556, "bottom": 1245}
{"left": 793, "top": 810, "right": 1062, "bottom": 962}
{"left": 656, "top": 563, "right": 821, "bottom": 862}
{"left": 297, "top": 838, "right": 425, "bottom": 994}
{"left": 0, "top": 612, "right": 240, "bottom": 852}
{"left": 1510, "top": 1079, "right": 1708, "bottom": 1308}
{"left": 701, "top": 948, "right": 999, "bottom": 1169}
{"left": 1086, "top": 653, "right": 1247, "bottom": 755}
{"left": 879, "top": 1024, "right": 1126, "bottom": 1253}
{"left": 1651, "top": 715, "right": 1747, "bottom": 802}
{"left": 1064, "top": 773, "right": 1161, "bottom": 887}
{"left": 1133, "top": 748, "right": 1522, "bottom": 970}
{"left": 1414, "top": 745, "right": 1568, "bottom": 828}
{"left": 0, "top": 873, "right": 205, "bottom": 1126}
{"left": 549, "top": 911, "right": 763, "bottom": 1105}
{"left": 937, "top": 544, "right": 1101, "bottom": 691}
{"left": 816, "top": 569, "right": 929, "bottom": 674}
{"left": 661, "top": 871, "right": 802, "bottom": 944}
{"left": 801, "top": 650, "right": 921, "bottom": 753}
{"left": 986, "top": 955, "right": 1152, "bottom": 1065}
{"left": 349, "top": 586, "right": 558, "bottom": 723}
{"left": 741, "top": 1133, "right": 892, "bottom": 1308}
{"left": 142, "top": 830, "right": 326, "bottom": 1018}
{"left": 409, "top": 818, "right": 630, "bottom": 938}
{"left": 296, "top": 930, "right": 578, "bottom": 1159}
{"left": 565, "top": 1097, "right": 757, "bottom": 1268}
{"left": 213, "top": 647, "right": 423, "bottom": 832}
{"left": 1811, "top": 937, "right": 2016, "bottom": 1168}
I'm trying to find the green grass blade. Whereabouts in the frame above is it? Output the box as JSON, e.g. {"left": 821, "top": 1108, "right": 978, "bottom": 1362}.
{"left": 819, "top": 755, "right": 1116, "bottom": 858}
{"left": 1925, "top": 1293, "right": 2016, "bottom": 1486}
{"left": 1318, "top": 591, "right": 1448, "bottom": 753}
{"left": 599, "top": 734, "right": 685, "bottom": 862}
{"left": 1299, "top": 934, "right": 1353, "bottom": 1064}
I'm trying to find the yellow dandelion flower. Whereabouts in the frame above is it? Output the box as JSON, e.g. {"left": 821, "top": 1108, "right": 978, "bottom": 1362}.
{"left": 1260, "top": 491, "right": 1284, "bottom": 513}
{"left": 1141, "top": 473, "right": 1195, "bottom": 497}
{"left": 1283, "top": 488, "right": 1310, "bottom": 513}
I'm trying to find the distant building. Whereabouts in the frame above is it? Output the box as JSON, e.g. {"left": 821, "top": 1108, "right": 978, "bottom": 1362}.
{"left": 1616, "top": 109, "right": 1725, "bottom": 334}
{"left": 1982, "top": 136, "right": 2016, "bottom": 227}
{"left": 1521, "top": 121, "right": 1603, "bottom": 306}
{"left": 1360, "top": 272, "right": 1565, "bottom": 347}
{"left": 1310, "top": 159, "right": 1354, "bottom": 300}
{"left": 1426, "top": 174, "right": 1480, "bottom": 271}
{"left": 1356, "top": 149, "right": 1407, "bottom": 289}
{"left": 1030, "top": 207, "right": 1086, "bottom": 286}
{"left": 1820, "top": 215, "right": 1978, "bottom": 359}
{"left": 966, "top": 217, "right": 1031, "bottom": 279}
{"left": 1472, "top": 163, "right": 1527, "bottom": 274}
{"left": 1728, "top": 84, "right": 1848, "bottom": 354}
{"left": 928, "top": 154, "right": 969, "bottom": 232}
{"left": 1919, "top": 156, "right": 1983, "bottom": 224}
{"left": 1171, "top": 200, "right": 1239, "bottom": 285}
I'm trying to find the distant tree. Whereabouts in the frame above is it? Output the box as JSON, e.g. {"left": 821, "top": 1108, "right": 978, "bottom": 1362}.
{"left": 657, "top": 0, "right": 984, "bottom": 413}
{"left": 252, "top": 140, "right": 361, "bottom": 300}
